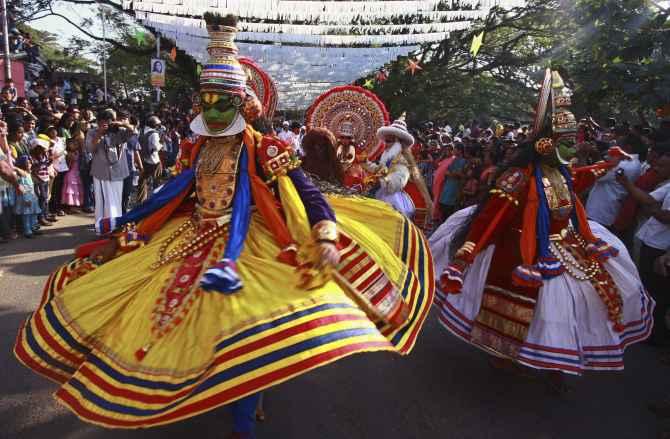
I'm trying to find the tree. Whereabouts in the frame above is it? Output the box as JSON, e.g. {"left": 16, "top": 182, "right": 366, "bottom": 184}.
{"left": 100, "top": 33, "right": 198, "bottom": 102}
{"left": 362, "top": 0, "right": 670, "bottom": 124}
{"left": 18, "top": 23, "right": 97, "bottom": 73}
{"left": 553, "top": 0, "right": 670, "bottom": 119}
{"left": 15, "top": 0, "right": 158, "bottom": 54}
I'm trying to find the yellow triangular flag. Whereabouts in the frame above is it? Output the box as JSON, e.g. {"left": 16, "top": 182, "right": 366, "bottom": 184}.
{"left": 470, "top": 31, "right": 484, "bottom": 57}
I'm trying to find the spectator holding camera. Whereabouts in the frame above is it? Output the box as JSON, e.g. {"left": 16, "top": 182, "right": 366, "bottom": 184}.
{"left": 616, "top": 142, "right": 670, "bottom": 346}
{"left": 586, "top": 134, "right": 644, "bottom": 230}
{"left": 85, "top": 109, "right": 136, "bottom": 228}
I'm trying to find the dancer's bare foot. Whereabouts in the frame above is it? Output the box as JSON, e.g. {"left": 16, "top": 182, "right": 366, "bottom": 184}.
{"left": 488, "top": 357, "right": 535, "bottom": 379}
{"left": 546, "top": 371, "right": 573, "bottom": 396}
{"left": 255, "top": 394, "right": 265, "bottom": 422}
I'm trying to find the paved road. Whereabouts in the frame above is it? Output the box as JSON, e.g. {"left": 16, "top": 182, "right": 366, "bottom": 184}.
{"left": 1, "top": 213, "right": 667, "bottom": 439}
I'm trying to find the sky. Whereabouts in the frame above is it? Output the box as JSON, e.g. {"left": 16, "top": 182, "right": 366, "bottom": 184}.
{"left": 30, "top": 2, "right": 104, "bottom": 43}
{"left": 29, "top": 0, "right": 670, "bottom": 50}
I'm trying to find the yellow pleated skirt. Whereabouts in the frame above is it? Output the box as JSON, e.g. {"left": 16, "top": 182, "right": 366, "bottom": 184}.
{"left": 14, "top": 196, "right": 434, "bottom": 428}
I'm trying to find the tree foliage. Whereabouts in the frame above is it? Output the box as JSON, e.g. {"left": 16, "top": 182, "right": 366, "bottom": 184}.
{"left": 101, "top": 33, "right": 197, "bottom": 103}
{"left": 18, "top": 23, "right": 97, "bottom": 73}
{"left": 15, "top": 0, "right": 158, "bottom": 54}
{"left": 362, "top": 0, "right": 670, "bottom": 124}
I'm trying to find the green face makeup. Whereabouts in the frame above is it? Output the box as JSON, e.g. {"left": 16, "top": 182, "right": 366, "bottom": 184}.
{"left": 200, "top": 91, "right": 240, "bottom": 133}
{"left": 556, "top": 139, "right": 577, "bottom": 164}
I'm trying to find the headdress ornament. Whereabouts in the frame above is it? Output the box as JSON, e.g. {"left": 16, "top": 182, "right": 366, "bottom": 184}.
{"left": 338, "top": 120, "right": 355, "bottom": 138}
{"left": 550, "top": 71, "right": 577, "bottom": 144}
{"left": 532, "top": 68, "right": 578, "bottom": 154}
{"left": 239, "top": 57, "right": 278, "bottom": 119}
{"left": 376, "top": 112, "right": 415, "bottom": 147}
{"left": 199, "top": 13, "right": 247, "bottom": 97}
{"left": 305, "top": 85, "right": 390, "bottom": 161}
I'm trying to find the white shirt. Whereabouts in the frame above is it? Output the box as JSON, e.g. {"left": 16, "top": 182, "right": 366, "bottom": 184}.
{"left": 291, "top": 133, "right": 303, "bottom": 156}
{"left": 636, "top": 181, "right": 670, "bottom": 250}
{"left": 278, "top": 130, "right": 294, "bottom": 144}
{"left": 143, "top": 128, "right": 163, "bottom": 165}
{"left": 51, "top": 137, "right": 69, "bottom": 173}
{"left": 586, "top": 154, "right": 642, "bottom": 226}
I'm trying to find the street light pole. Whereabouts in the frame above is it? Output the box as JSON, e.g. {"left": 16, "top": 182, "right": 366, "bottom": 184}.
{"left": 100, "top": 6, "right": 108, "bottom": 104}
{"left": 1, "top": 0, "right": 11, "bottom": 81}
{"left": 155, "top": 32, "right": 160, "bottom": 104}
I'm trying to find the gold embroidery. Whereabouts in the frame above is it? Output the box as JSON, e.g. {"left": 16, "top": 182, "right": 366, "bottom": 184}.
{"left": 196, "top": 136, "right": 243, "bottom": 216}
{"left": 540, "top": 164, "right": 572, "bottom": 220}
{"left": 489, "top": 188, "right": 519, "bottom": 205}
{"left": 475, "top": 308, "right": 529, "bottom": 341}
{"left": 481, "top": 293, "right": 535, "bottom": 325}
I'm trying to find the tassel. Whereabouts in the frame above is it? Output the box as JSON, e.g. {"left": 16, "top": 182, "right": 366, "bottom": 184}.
{"left": 536, "top": 256, "right": 565, "bottom": 279}
{"left": 135, "top": 344, "right": 152, "bottom": 361}
{"left": 200, "top": 259, "right": 244, "bottom": 294}
{"left": 586, "top": 239, "right": 619, "bottom": 262}
{"left": 278, "top": 244, "right": 299, "bottom": 266}
{"left": 511, "top": 264, "right": 543, "bottom": 288}
{"left": 439, "top": 260, "right": 467, "bottom": 294}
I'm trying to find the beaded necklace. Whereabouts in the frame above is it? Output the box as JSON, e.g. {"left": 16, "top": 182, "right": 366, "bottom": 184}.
{"left": 151, "top": 218, "right": 229, "bottom": 269}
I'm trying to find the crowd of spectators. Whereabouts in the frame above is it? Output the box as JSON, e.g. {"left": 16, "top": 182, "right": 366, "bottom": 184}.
{"left": 409, "top": 115, "right": 670, "bottom": 359}
{"left": 0, "top": 53, "right": 194, "bottom": 241}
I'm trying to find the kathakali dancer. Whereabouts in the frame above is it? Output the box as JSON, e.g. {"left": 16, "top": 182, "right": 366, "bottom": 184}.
{"left": 14, "top": 14, "right": 434, "bottom": 438}
{"left": 430, "top": 69, "right": 653, "bottom": 387}
{"left": 372, "top": 113, "right": 433, "bottom": 228}
{"left": 306, "top": 85, "right": 389, "bottom": 193}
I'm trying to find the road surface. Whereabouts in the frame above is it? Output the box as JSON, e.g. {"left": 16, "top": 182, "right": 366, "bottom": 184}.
{"left": 0, "top": 213, "right": 667, "bottom": 438}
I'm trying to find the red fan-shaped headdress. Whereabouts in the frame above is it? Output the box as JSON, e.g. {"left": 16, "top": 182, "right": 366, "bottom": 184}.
{"left": 306, "top": 85, "right": 390, "bottom": 161}
{"left": 239, "top": 57, "right": 278, "bottom": 119}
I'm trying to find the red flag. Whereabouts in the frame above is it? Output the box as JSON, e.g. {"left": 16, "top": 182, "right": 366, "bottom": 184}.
{"left": 169, "top": 47, "right": 177, "bottom": 62}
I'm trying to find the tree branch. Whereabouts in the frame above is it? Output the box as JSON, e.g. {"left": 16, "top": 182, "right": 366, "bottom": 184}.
{"left": 41, "top": 8, "right": 156, "bottom": 55}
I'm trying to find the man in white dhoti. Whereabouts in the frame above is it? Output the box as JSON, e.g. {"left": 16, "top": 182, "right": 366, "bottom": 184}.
{"left": 85, "top": 109, "right": 136, "bottom": 232}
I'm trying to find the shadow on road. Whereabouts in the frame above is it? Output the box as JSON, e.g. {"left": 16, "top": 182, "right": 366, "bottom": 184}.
{"left": 0, "top": 224, "right": 95, "bottom": 259}
{"left": 3, "top": 253, "right": 78, "bottom": 277}
{"left": 1, "top": 213, "right": 669, "bottom": 438}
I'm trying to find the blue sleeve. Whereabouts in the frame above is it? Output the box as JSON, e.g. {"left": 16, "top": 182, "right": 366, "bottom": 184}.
{"left": 287, "top": 168, "right": 336, "bottom": 226}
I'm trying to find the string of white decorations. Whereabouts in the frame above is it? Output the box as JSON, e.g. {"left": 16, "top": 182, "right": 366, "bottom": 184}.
{"left": 126, "top": 0, "right": 527, "bottom": 109}
{"left": 131, "top": 0, "right": 525, "bottom": 24}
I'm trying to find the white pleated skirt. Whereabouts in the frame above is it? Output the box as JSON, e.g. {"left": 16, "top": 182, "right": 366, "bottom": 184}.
{"left": 430, "top": 207, "right": 654, "bottom": 374}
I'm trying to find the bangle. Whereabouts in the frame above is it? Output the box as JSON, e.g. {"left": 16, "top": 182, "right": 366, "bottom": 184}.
{"left": 312, "top": 220, "right": 338, "bottom": 243}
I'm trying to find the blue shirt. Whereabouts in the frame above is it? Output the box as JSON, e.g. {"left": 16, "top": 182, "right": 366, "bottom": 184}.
{"left": 439, "top": 157, "right": 466, "bottom": 206}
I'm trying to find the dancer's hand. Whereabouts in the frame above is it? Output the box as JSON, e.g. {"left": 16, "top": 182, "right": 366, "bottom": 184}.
{"left": 315, "top": 242, "right": 340, "bottom": 270}
{"left": 90, "top": 239, "right": 119, "bottom": 265}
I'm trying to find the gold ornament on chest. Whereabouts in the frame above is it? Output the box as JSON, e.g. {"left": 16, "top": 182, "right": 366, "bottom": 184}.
{"left": 540, "top": 165, "right": 573, "bottom": 220}
{"left": 196, "top": 136, "right": 242, "bottom": 216}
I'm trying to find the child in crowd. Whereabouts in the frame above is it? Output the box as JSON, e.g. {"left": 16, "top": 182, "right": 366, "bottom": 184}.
{"left": 0, "top": 172, "right": 16, "bottom": 241}
{"left": 61, "top": 137, "right": 84, "bottom": 211}
{"left": 30, "top": 136, "right": 53, "bottom": 227}
{"left": 460, "top": 160, "right": 481, "bottom": 207}
{"left": 14, "top": 155, "right": 42, "bottom": 238}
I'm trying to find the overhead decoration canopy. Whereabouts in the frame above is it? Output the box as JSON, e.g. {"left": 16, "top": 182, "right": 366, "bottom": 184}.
{"left": 124, "top": 0, "right": 525, "bottom": 110}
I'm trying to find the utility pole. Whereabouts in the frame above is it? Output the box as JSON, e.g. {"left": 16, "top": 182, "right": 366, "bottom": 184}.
{"left": 100, "top": 5, "right": 108, "bottom": 103}
{"left": 155, "top": 32, "right": 161, "bottom": 104}
{"left": 1, "top": 0, "right": 11, "bottom": 81}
